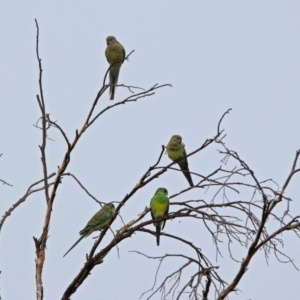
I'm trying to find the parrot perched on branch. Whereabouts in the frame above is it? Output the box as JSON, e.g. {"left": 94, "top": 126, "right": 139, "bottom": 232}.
{"left": 105, "top": 36, "right": 126, "bottom": 100}
{"left": 150, "top": 188, "right": 169, "bottom": 246}
{"left": 63, "top": 203, "right": 115, "bottom": 257}
{"left": 166, "top": 135, "right": 194, "bottom": 187}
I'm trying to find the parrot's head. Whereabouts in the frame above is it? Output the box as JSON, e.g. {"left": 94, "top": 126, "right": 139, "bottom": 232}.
{"left": 106, "top": 36, "right": 117, "bottom": 45}
{"left": 107, "top": 203, "right": 116, "bottom": 217}
{"left": 108, "top": 202, "right": 115, "bottom": 211}
{"left": 171, "top": 135, "right": 182, "bottom": 144}
{"left": 155, "top": 187, "right": 168, "bottom": 196}
{"left": 108, "top": 203, "right": 115, "bottom": 209}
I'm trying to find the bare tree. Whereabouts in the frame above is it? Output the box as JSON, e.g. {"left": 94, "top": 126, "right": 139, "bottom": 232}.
{"left": 0, "top": 20, "right": 299, "bottom": 300}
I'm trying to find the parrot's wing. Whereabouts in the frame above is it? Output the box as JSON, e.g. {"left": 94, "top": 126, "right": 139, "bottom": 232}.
{"left": 80, "top": 205, "right": 112, "bottom": 234}
{"left": 122, "top": 46, "right": 126, "bottom": 60}
{"left": 161, "top": 199, "right": 169, "bottom": 230}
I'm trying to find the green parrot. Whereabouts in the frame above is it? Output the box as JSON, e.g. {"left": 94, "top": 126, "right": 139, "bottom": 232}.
{"left": 63, "top": 203, "right": 115, "bottom": 257}
{"left": 150, "top": 187, "right": 169, "bottom": 246}
{"left": 166, "top": 135, "right": 194, "bottom": 187}
{"left": 105, "top": 36, "right": 126, "bottom": 100}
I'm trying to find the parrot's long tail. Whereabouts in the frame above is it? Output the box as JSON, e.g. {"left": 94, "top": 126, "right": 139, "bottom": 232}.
{"left": 109, "top": 80, "right": 115, "bottom": 100}
{"left": 179, "top": 163, "right": 194, "bottom": 187}
{"left": 109, "top": 67, "right": 120, "bottom": 100}
{"left": 63, "top": 235, "right": 85, "bottom": 257}
{"left": 156, "top": 224, "right": 161, "bottom": 246}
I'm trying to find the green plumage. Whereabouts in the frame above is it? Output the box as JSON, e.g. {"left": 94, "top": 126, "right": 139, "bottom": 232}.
{"left": 105, "top": 36, "right": 126, "bottom": 100}
{"left": 150, "top": 188, "right": 169, "bottom": 246}
{"left": 63, "top": 203, "right": 115, "bottom": 257}
{"left": 166, "top": 135, "right": 194, "bottom": 187}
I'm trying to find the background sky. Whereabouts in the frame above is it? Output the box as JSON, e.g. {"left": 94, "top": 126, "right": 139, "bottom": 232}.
{"left": 0, "top": 1, "right": 300, "bottom": 299}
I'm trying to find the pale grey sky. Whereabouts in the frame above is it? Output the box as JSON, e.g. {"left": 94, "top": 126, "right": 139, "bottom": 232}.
{"left": 0, "top": 1, "right": 300, "bottom": 299}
